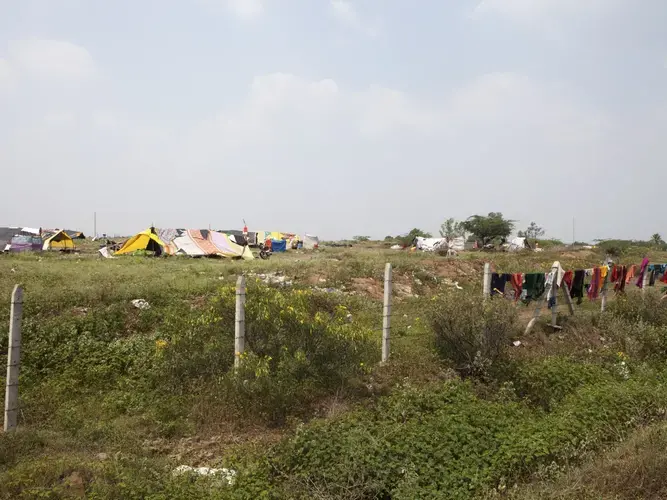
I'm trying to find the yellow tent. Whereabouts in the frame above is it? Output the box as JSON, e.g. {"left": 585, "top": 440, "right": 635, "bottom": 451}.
{"left": 42, "top": 230, "right": 75, "bottom": 250}
{"left": 115, "top": 228, "right": 166, "bottom": 256}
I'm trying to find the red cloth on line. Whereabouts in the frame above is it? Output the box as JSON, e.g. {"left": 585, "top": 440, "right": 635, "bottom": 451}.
{"left": 562, "top": 270, "right": 574, "bottom": 289}
{"left": 510, "top": 273, "right": 523, "bottom": 301}
{"left": 588, "top": 267, "right": 601, "bottom": 300}
{"left": 610, "top": 265, "right": 620, "bottom": 283}
{"left": 615, "top": 266, "right": 628, "bottom": 293}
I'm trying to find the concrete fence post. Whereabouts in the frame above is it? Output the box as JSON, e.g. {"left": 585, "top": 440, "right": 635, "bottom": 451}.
{"left": 482, "top": 263, "right": 491, "bottom": 300}
{"left": 4, "top": 285, "right": 23, "bottom": 433}
{"left": 382, "top": 263, "right": 392, "bottom": 363}
{"left": 234, "top": 276, "right": 246, "bottom": 369}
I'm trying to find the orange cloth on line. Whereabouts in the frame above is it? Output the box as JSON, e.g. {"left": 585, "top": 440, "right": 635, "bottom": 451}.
{"left": 625, "top": 265, "right": 637, "bottom": 284}
{"left": 598, "top": 266, "right": 608, "bottom": 292}
{"left": 265, "top": 238, "right": 272, "bottom": 250}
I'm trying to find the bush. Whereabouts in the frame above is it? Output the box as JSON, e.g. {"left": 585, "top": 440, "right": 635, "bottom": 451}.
{"left": 155, "top": 285, "right": 376, "bottom": 424}
{"left": 243, "top": 377, "right": 667, "bottom": 499}
{"left": 609, "top": 290, "right": 667, "bottom": 327}
{"left": 510, "top": 357, "right": 612, "bottom": 410}
{"left": 429, "top": 291, "right": 521, "bottom": 379}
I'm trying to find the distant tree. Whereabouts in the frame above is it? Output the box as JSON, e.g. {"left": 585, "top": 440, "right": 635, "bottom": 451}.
{"left": 518, "top": 222, "right": 544, "bottom": 241}
{"left": 651, "top": 233, "right": 664, "bottom": 247}
{"left": 384, "top": 235, "right": 394, "bottom": 242}
{"left": 439, "top": 218, "right": 465, "bottom": 243}
{"left": 352, "top": 235, "right": 371, "bottom": 242}
{"left": 461, "top": 212, "right": 514, "bottom": 247}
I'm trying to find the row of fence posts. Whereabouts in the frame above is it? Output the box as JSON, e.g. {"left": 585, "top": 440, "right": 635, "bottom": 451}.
{"left": 4, "top": 266, "right": 395, "bottom": 432}
{"left": 483, "top": 261, "right": 654, "bottom": 333}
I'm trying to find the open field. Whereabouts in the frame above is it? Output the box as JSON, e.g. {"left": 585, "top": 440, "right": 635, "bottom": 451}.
{"left": 2, "top": 244, "right": 667, "bottom": 499}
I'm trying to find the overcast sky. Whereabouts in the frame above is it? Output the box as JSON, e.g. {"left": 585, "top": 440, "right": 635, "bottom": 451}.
{"left": 1, "top": 0, "right": 666, "bottom": 241}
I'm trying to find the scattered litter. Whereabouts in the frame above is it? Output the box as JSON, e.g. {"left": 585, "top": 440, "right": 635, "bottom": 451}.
{"left": 512, "top": 341, "right": 522, "bottom": 347}
{"left": 443, "top": 278, "right": 463, "bottom": 290}
{"left": 407, "top": 325, "right": 412, "bottom": 330}
{"left": 131, "top": 299, "right": 151, "bottom": 310}
{"left": 173, "top": 465, "right": 237, "bottom": 485}
{"left": 218, "top": 275, "right": 225, "bottom": 281}
{"left": 346, "top": 313, "right": 353, "bottom": 323}
{"left": 250, "top": 272, "right": 293, "bottom": 287}
{"left": 319, "top": 278, "right": 327, "bottom": 283}
{"left": 99, "top": 246, "right": 115, "bottom": 259}
{"left": 403, "top": 314, "right": 408, "bottom": 319}
{"left": 414, "top": 278, "right": 423, "bottom": 286}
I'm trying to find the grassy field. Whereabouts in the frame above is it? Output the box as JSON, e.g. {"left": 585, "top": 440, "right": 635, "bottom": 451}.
{"left": 1, "top": 244, "right": 667, "bottom": 498}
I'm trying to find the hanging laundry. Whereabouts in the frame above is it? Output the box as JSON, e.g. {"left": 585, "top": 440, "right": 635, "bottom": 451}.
{"left": 570, "top": 270, "right": 586, "bottom": 304}
{"left": 615, "top": 266, "right": 628, "bottom": 293}
{"left": 562, "top": 270, "right": 573, "bottom": 290}
{"left": 510, "top": 273, "right": 523, "bottom": 301}
{"left": 490, "top": 273, "right": 510, "bottom": 296}
{"left": 524, "top": 273, "right": 546, "bottom": 301}
{"left": 598, "top": 266, "right": 609, "bottom": 293}
{"left": 588, "top": 267, "right": 601, "bottom": 300}
{"left": 636, "top": 258, "right": 650, "bottom": 288}
{"left": 625, "top": 265, "right": 637, "bottom": 284}
{"left": 649, "top": 269, "right": 656, "bottom": 287}
{"left": 610, "top": 265, "right": 621, "bottom": 283}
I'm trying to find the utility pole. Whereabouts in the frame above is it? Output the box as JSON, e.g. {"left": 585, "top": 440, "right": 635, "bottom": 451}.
{"left": 94, "top": 212, "right": 97, "bottom": 239}
{"left": 572, "top": 217, "right": 575, "bottom": 245}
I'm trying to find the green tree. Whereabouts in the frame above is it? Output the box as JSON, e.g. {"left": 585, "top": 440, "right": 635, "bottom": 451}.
{"left": 352, "top": 235, "right": 371, "bottom": 242}
{"left": 651, "top": 233, "right": 664, "bottom": 247}
{"left": 517, "top": 222, "right": 545, "bottom": 248}
{"left": 461, "top": 213, "right": 514, "bottom": 247}
{"left": 439, "top": 218, "right": 465, "bottom": 242}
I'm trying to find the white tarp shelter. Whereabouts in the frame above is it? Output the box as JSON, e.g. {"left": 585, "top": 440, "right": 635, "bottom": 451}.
{"left": 508, "top": 237, "right": 527, "bottom": 252}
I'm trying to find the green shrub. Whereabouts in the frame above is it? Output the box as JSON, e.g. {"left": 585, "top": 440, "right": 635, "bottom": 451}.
{"left": 510, "top": 357, "right": 612, "bottom": 410}
{"left": 429, "top": 291, "right": 521, "bottom": 379}
{"left": 246, "top": 378, "right": 667, "bottom": 499}
{"left": 609, "top": 290, "right": 667, "bottom": 327}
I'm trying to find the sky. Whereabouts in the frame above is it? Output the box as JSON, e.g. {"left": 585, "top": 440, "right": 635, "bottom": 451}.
{"left": 1, "top": 0, "right": 666, "bottom": 241}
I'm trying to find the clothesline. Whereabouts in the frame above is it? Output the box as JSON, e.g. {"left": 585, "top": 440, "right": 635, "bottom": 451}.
{"left": 486, "top": 259, "right": 667, "bottom": 304}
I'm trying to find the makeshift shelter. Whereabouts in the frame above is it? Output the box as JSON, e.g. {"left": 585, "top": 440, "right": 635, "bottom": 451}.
{"left": 42, "top": 230, "right": 75, "bottom": 250}
{"left": 508, "top": 237, "right": 528, "bottom": 252}
{"left": 414, "top": 237, "right": 447, "bottom": 252}
{"left": 303, "top": 234, "right": 319, "bottom": 250}
{"left": 156, "top": 229, "right": 253, "bottom": 260}
{"left": 115, "top": 228, "right": 166, "bottom": 256}
{"left": 64, "top": 230, "right": 86, "bottom": 239}
{"left": 271, "top": 239, "right": 287, "bottom": 252}
{"left": 0, "top": 227, "right": 42, "bottom": 252}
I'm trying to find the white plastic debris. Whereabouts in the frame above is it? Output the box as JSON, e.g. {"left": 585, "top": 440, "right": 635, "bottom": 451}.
{"left": 173, "top": 465, "right": 237, "bottom": 485}
{"left": 131, "top": 299, "right": 151, "bottom": 310}
{"left": 513, "top": 341, "right": 522, "bottom": 347}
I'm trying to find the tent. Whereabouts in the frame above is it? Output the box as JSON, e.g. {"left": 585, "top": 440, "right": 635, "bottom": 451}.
{"left": 64, "top": 230, "right": 86, "bottom": 239}
{"left": 303, "top": 234, "right": 319, "bottom": 250}
{"left": 271, "top": 239, "right": 287, "bottom": 252}
{"left": 42, "top": 230, "right": 75, "bottom": 250}
{"left": 508, "top": 237, "right": 528, "bottom": 252}
{"left": 115, "top": 228, "right": 166, "bottom": 256}
{"left": 0, "top": 227, "right": 42, "bottom": 252}
{"left": 156, "top": 229, "right": 254, "bottom": 260}
{"left": 414, "top": 237, "right": 447, "bottom": 252}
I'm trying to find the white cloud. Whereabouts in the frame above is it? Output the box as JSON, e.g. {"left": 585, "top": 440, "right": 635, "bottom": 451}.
{"left": 43, "top": 111, "right": 76, "bottom": 127}
{"left": 7, "top": 39, "right": 96, "bottom": 81}
{"left": 472, "top": 0, "right": 611, "bottom": 21}
{"left": 0, "top": 58, "right": 17, "bottom": 91}
{"left": 330, "top": 0, "right": 379, "bottom": 37}
{"left": 4, "top": 67, "right": 661, "bottom": 241}
{"left": 227, "top": 0, "right": 263, "bottom": 19}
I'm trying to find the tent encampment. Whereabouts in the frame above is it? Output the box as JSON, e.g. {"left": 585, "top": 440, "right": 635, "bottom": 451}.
{"left": 0, "top": 227, "right": 42, "bottom": 252}
{"left": 42, "top": 230, "right": 75, "bottom": 250}
{"left": 115, "top": 228, "right": 166, "bottom": 256}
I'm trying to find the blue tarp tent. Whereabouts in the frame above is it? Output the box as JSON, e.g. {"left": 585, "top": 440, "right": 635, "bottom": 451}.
{"left": 271, "top": 239, "right": 287, "bottom": 252}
